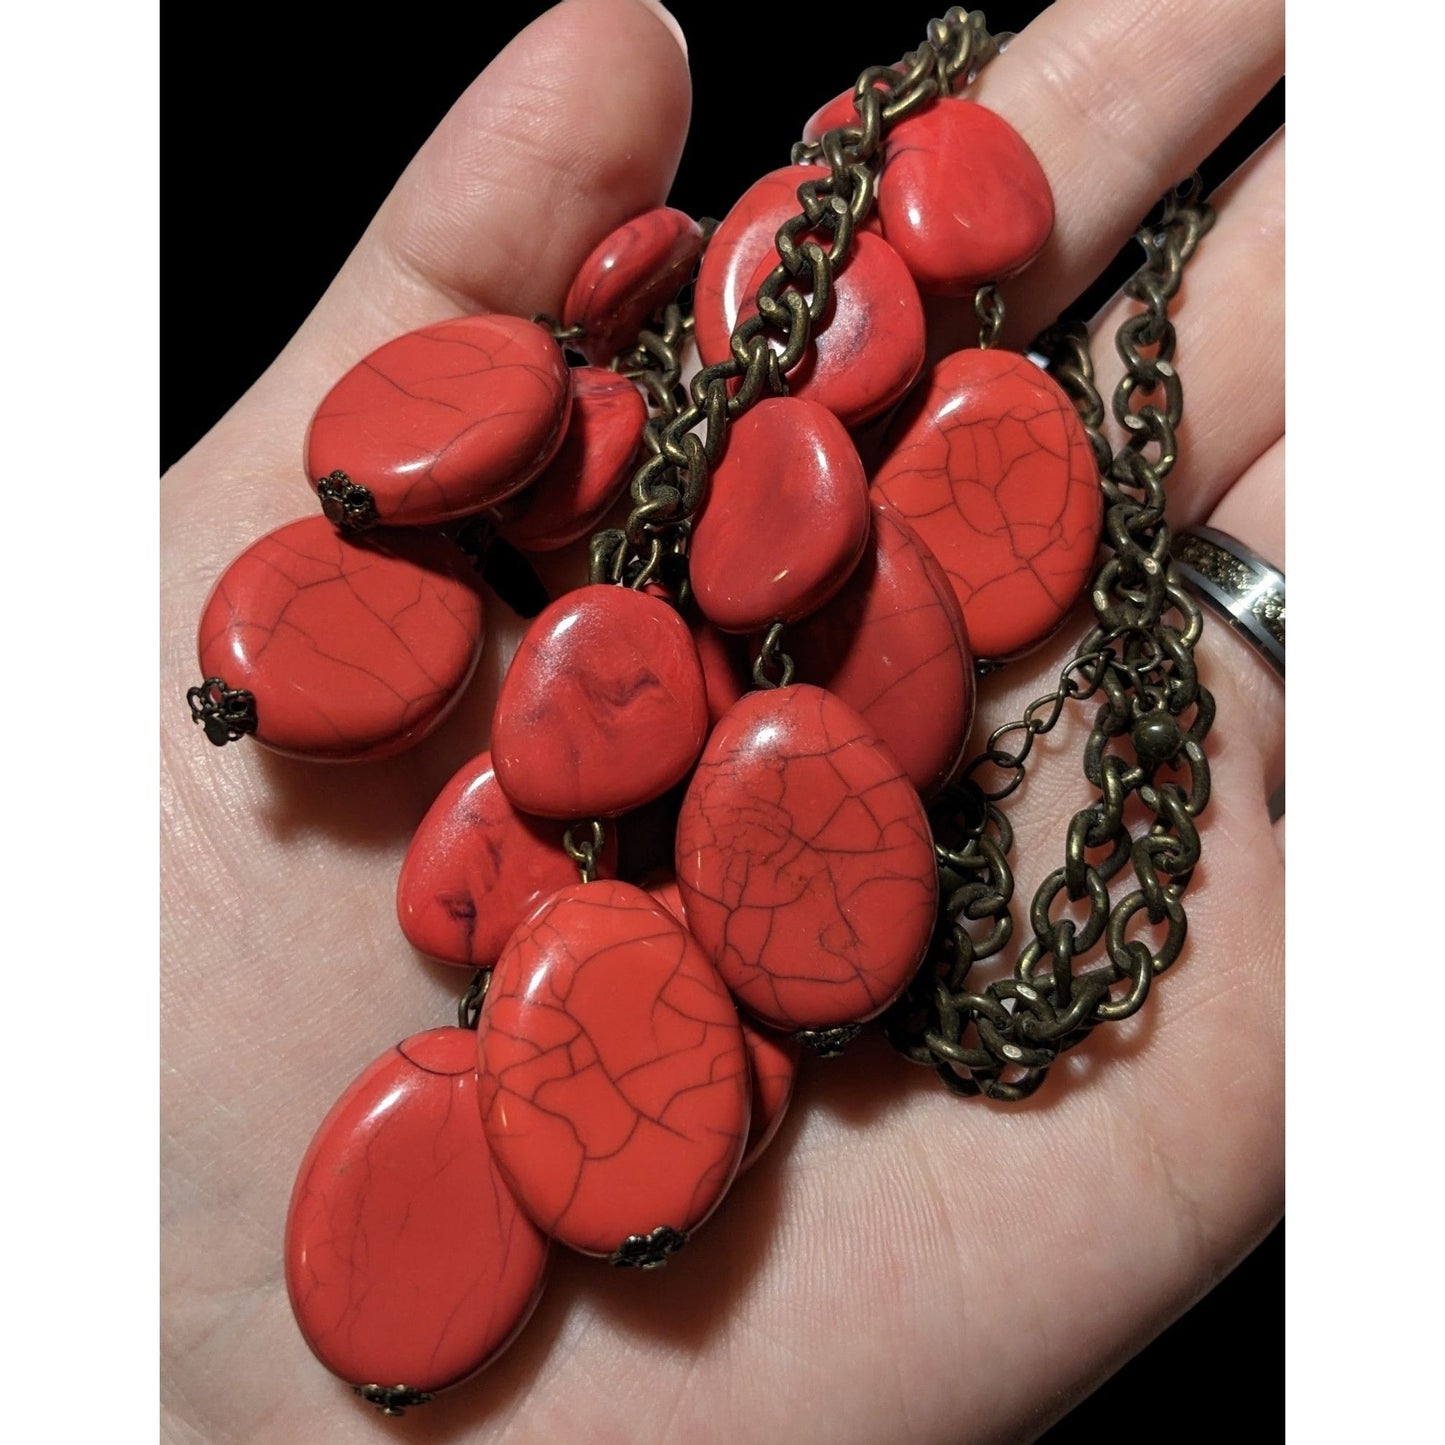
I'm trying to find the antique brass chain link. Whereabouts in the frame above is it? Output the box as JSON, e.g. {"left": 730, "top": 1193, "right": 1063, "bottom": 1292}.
{"left": 577, "top": 7, "right": 1216, "bottom": 1101}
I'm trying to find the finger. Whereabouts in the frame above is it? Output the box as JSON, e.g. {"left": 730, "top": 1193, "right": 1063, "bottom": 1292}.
{"left": 1089, "top": 128, "right": 1285, "bottom": 526}
{"left": 963, "top": 0, "right": 1284, "bottom": 348}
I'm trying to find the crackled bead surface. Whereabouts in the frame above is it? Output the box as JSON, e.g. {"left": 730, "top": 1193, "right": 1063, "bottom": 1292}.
{"left": 492, "top": 586, "right": 709, "bottom": 818}
{"left": 476, "top": 881, "right": 750, "bottom": 1257}
{"left": 871, "top": 348, "right": 1102, "bottom": 659}
{"left": 690, "top": 397, "right": 870, "bottom": 633}
{"left": 876, "top": 100, "right": 1054, "bottom": 294}
{"left": 731, "top": 231, "right": 925, "bottom": 428}
{"left": 563, "top": 207, "right": 705, "bottom": 364}
{"left": 676, "top": 685, "right": 938, "bottom": 1032}
{"left": 196, "top": 515, "right": 484, "bottom": 761}
{"left": 788, "top": 501, "right": 974, "bottom": 798}
{"left": 397, "top": 751, "right": 617, "bottom": 968}
{"left": 305, "top": 314, "right": 571, "bottom": 525}
{"left": 285, "top": 1028, "right": 549, "bottom": 1395}
{"left": 498, "top": 368, "right": 645, "bottom": 552}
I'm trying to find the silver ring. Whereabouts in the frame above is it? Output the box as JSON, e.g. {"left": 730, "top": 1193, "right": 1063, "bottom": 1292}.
{"left": 1170, "top": 526, "right": 1285, "bottom": 678}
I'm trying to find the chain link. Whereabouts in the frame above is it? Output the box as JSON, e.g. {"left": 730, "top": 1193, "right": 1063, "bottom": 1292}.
{"left": 884, "top": 181, "right": 1216, "bottom": 1100}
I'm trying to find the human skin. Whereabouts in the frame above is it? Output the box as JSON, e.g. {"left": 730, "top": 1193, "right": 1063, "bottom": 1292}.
{"left": 159, "top": 1, "right": 1285, "bottom": 1440}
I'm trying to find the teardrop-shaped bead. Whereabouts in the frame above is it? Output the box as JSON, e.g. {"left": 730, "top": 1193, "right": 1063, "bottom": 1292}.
{"left": 787, "top": 501, "right": 975, "bottom": 799}
{"left": 196, "top": 515, "right": 484, "bottom": 761}
{"left": 498, "top": 367, "right": 645, "bottom": 552}
{"left": 876, "top": 100, "right": 1054, "bottom": 294}
{"left": 397, "top": 751, "right": 618, "bottom": 968}
{"left": 491, "top": 585, "right": 709, "bottom": 818}
{"left": 871, "top": 348, "right": 1102, "bottom": 660}
{"left": 676, "top": 684, "right": 938, "bottom": 1032}
{"left": 563, "top": 207, "right": 705, "bottom": 364}
{"left": 690, "top": 397, "right": 870, "bottom": 633}
{"left": 477, "top": 880, "right": 750, "bottom": 1260}
{"left": 732, "top": 230, "right": 925, "bottom": 428}
{"left": 285, "top": 1028, "right": 549, "bottom": 1398}
{"left": 305, "top": 314, "right": 572, "bottom": 525}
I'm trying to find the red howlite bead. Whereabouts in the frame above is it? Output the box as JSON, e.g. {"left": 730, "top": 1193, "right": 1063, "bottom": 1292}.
{"left": 801, "top": 75, "right": 900, "bottom": 144}
{"left": 640, "top": 871, "right": 800, "bottom": 1172}
{"left": 305, "top": 314, "right": 572, "bottom": 525}
{"left": 692, "top": 617, "right": 752, "bottom": 725}
{"left": 788, "top": 501, "right": 975, "bottom": 799}
{"left": 397, "top": 751, "right": 618, "bottom": 968}
{"left": 876, "top": 100, "right": 1054, "bottom": 294}
{"left": 285, "top": 1028, "right": 549, "bottom": 1395}
{"left": 491, "top": 585, "right": 709, "bottom": 818}
{"left": 498, "top": 368, "right": 645, "bottom": 552}
{"left": 733, "top": 231, "right": 925, "bottom": 428}
{"left": 196, "top": 515, "right": 484, "bottom": 761}
{"left": 476, "top": 881, "right": 750, "bottom": 1256}
{"left": 871, "top": 348, "right": 1103, "bottom": 659}
{"left": 690, "top": 397, "right": 870, "bottom": 633}
{"left": 676, "top": 684, "right": 938, "bottom": 1031}
{"left": 563, "top": 207, "right": 705, "bottom": 365}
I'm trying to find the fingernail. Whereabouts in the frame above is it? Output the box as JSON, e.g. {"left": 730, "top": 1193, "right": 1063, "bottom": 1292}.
{"left": 631, "top": 0, "right": 687, "bottom": 58}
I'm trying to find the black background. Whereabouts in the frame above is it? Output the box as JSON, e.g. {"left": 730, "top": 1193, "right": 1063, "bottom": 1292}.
{"left": 163, "top": 0, "right": 1283, "bottom": 1435}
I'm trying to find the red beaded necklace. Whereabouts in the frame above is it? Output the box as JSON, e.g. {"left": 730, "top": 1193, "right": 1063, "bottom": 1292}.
{"left": 184, "top": 7, "right": 1216, "bottom": 1416}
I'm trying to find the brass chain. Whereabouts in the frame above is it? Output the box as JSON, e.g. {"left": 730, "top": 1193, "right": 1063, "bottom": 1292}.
{"left": 883, "top": 182, "right": 1216, "bottom": 1100}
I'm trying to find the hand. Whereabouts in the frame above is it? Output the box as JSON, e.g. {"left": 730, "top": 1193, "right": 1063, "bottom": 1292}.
{"left": 161, "top": 2, "right": 1284, "bottom": 1439}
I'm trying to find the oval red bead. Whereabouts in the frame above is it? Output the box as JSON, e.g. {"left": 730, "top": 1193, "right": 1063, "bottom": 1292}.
{"left": 563, "top": 207, "right": 705, "bottom": 365}
{"left": 491, "top": 585, "right": 709, "bottom": 818}
{"left": 788, "top": 501, "right": 975, "bottom": 799}
{"left": 640, "top": 871, "right": 800, "bottom": 1172}
{"left": 285, "top": 1028, "right": 549, "bottom": 1395}
{"left": 498, "top": 368, "right": 645, "bottom": 552}
{"left": 476, "top": 880, "right": 750, "bottom": 1257}
{"left": 871, "top": 348, "right": 1103, "bottom": 659}
{"left": 876, "top": 100, "right": 1054, "bottom": 294}
{"left": 802, "top": 75, "right": 900, "bottom": 144}
{"left": 196, "top": 515, "right": 484, "bottom": 761}
{"left": 691, "top": 397, "right": 870, "bottom": 633}
{"left": 676, "top": 684, "right": 938, "bottom": 1031}
{"left": 397, "top": 750, "right": 618, "bottom": 968}
{"left": 694, "top": 163, "right": 835, "bottom": 369}
{"left": 305, "top": 314, "right": 572, "bottom": 525}
{"left": 733, "top": 231, "right": 925, "bottom": 428}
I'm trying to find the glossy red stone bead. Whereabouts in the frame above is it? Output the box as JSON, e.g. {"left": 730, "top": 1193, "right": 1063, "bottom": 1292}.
{"left": 871, "top": 348, "right": 1103, "bottom": 659}
{"left": 563, "top": 207, "right": 705, "bottom": 365}
{"left": 733, "top": 231, "right": 925, "bottom": 428}
{"left": 196, "top": 515, "right": 484, "bottom": 761}
{"left": 801, "top": 75, "right": 900, "bottom": 143}
{"left": 305, "top": 314, "right": 572, "bottom": 525}
{"left": 491, "top": 585, "right": 709, "bottom": 818}
{"left": 788, "top": 501, "right": 975, "bottom": 799}
{"left": 690, "top": 397, "right": 870, "bottom": 633}
{"left": 676, "top": 684, "right": 938, "bottom": 1031}
{"left": 692, "top": 617, "right": 752, "bottom": 725}
{"left": 476, "top": 880, "right": 750, "bottom": 1257}
{"left": 498, "top": 368, "right": 645, "bottom": 552}
{"left": 397, "top": 750, "right": 618, "bottom": 968}
{"left": 285, "top": 1028, "right": 549, "bottom": 1396}
{"left": 876, "top": 100, "right": 1054, "bottom": 294}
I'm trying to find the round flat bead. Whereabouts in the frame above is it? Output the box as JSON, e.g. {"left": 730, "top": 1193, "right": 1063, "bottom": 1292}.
{"left": 690, "top": 397, "right": 870, "bottom": 633}
{"left": 305, "top": 314, "right": 572, "bottom": 525}
{"left": 491, "top": 585, "right": 709, "bottom": 818}
{"left": 733, "top": 231, "right": 925, "bottom": 428}
{"left": 563, "top": 207, "right": 705, "bottom": 365}
{"left": 285, "top": 1028, "right": 549, "bottom": 1395}
{"left": 196, "top": 515, "right": 484, "bottom": 761}
{"left": 871, "top": 348, "right": 1103, "bottom": 660}
{"left": 476, "top": 880, "right": 750, "bottom": 1257}
{"left": 676, "top": 684, "right": 938, "bottom": 1031}
{"left": 788, "top": 501, "right": 975, "bottom": 799}
{"left": 639, "top": 871, "right": 800, "bottom": 1172}
{"left": 397, "top": 751, "right": 617, "bottom": 968}
{"left": 499, "top": 368, "right": 645, "bottom": 552}
{"left": 692, "top": 617, "right": 752, "bottom": 725}
{"left": 694, "top": 164, "right": 836, "bottom": 369}
{"left": 876, "top": 100, "right": 1054, "bottom": 294}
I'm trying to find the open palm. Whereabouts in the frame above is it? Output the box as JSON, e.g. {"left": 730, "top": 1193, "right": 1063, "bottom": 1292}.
{"left": 160, "top": 1, "right": 1284, "bottom": 1439}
